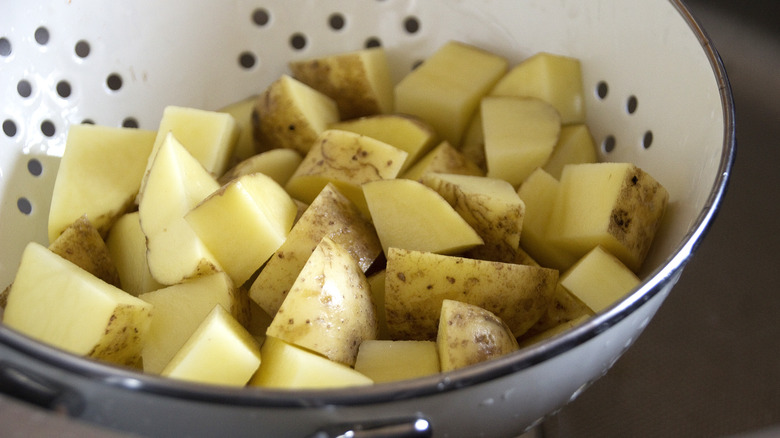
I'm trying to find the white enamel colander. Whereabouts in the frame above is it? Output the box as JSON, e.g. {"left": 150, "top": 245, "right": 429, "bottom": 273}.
{"left": 0, "top": 1, "right": 734, "bottom": 437}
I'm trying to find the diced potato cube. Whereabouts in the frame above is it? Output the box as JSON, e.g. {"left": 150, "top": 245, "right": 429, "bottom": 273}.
{"left": 266, "top": 237, "right": 377, "bottom": 367}
{"left": 483, "top": 96, "right": 561, "bottom": 187}
{"left": 106, "top": 212, "right": 163, "bottom": 296}
{"left": 48, "top": 124, "right": 156, "bottom": 243}
{"left": 285, "top": 129, "right": 407, "bottom": 217}
{"left": 385, "top": 248, "right": 557, "bottom": 340}
{"left": 186, "top": 172, "right": 298, "bottom": 286}
{"left": 331, "top": 114, "right": 439, "bottom": 172}
{"left": 560, "top": 246, "right": 641, "bottom": 313}
{"left": 4, "top": 242, "right": 152, "bottom": 367}
{"left": 218, "top": 148, "right": 303, "bottom": 186}
{"left": 218, "top": 95, "right": 260, "bottom": 164}
{"left": 395, "top": 41, "right": 508, "bottom": 145}
{"left": 401, "top": 141, "right": 483, "bottom": 181}
{"left": 254, "top": 75, "right": 339, "bottom": 154}
{"left": 490, "top": 52, "right": 586, "bottom": 124}
{"left": 161, "top": 305, "right": 261, "bottom": 387}
{"left": 249, "top": 336, "right": 373, "bottom": 389}
{"left": 354, "top": 340, "right": 439, "bottom": 383}
{"left": 363, "top": 179, "right": 483, "bottom": 255}
{"left": 548, "top": 162, "right": 669, "bottom": 272}
{"left": 150, "top": 105, "right": 239, "bottom": 178}
{"left": 289, "top": 47, "right": 394, "bottom": 119}
{"left": 139, "top": 272, "right": 247, "bottom": 374}
{"left": 542, "top": 124, "right": 598, "bottom": 179}
{"left": 138, "top": 133, "right": 222, "bottom": 285}
{"left": 516, "top": 168, "right": 579, "bottom": 271}
{"left": 437, "top": 299, "right": 518, "bottom": 371}
{"left": 422, "top": 173, "right": 525, "bottom": 263}
{"left": 249, "top": 184, "right": 381, "bottom": 317}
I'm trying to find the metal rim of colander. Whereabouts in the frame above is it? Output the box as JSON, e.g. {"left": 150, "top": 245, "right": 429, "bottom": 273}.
{"left": 0, "top": 0, "right": 736, "bottom": 408}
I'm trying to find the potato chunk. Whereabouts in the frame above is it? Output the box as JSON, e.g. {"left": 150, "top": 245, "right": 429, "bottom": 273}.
{"left": 354, "top": 340, "right": 440, "bottom": 383}
{"left": 559, "top": 246, "right": 640, "bottom": 313}
{"left": 289, "top": 47, "right": 394, "bottom": 119}
{"left": 106, "top": 212, "right": 163, "bottom": 296}
{"left": 249, "top": 336, "right": 373, "bottom": 389}
{"left": 483, "top": 96, "right": 561, "bottom": 187}
{"left": 542, "top": 124, "right": 598, "bottom": 180}
{"left": 138, "top": 272, "right": 247, "bottom": 374}
{"left": 254, "top": 75, "right": 339, "bottom": 154}
{"left": 331, "top": 114, "right": 439, "bottom": 172}
{"left": 401, "top": 141, "right": 483, "bottom": 182}
{"left": 48, "top": 124, "right": 156, "bottom": 243}
{"left": 395, "top": 41, "right": 508, "bottom": 145}
{"left": 362, "top": 179, "right": 483, "bottom": 255}
{"left": 249, "top": 184, "right": 381, "bottom": 317}
{"left": 138, "top": 133, "right": 222, "bottom": 285}
{"left": 185, "top": 172, "right": 298, "bottom": 286}
{"left": 548, "top": 162, "right": 669, "bottom": 272}
{"left": 285, "top": 129, "right": 407, "bottom": 216}
{"left": 218, "top": 148, "right": 303, "bottom": 186}
{"left": 422, "top": 173, "right": 525, "bottom": 263}
{"left": 4, "top": 242, "right": 152, "bottom": 367}
{"left": 49, "top": 215, "right": 121, "bottom": 288}
{"left": 437, "top": 299, "right": 519, "bottom": 372}
{"left": 266, "top": 237, "right": 377, "bottom": 366}
{"left": 490, "top": 52, "right": 586, "bottom": 125}
{"left": 385, "top": 248, "right": 557, "bottom": 340}
{"left": 161, "top": 305, "right": 261, "bottom": 387}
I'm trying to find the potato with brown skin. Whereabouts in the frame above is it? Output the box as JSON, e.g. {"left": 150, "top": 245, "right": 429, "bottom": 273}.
{"left": 384, "top": 247, "right": 558, "bottom": 340}
{"left": 401, "top": 141, "right": 483, "bottom": 182}
{"left": 421, "top": 173, "right": 525, "bottom": 263}
{"left": 254, "top": 75, "right": 339, "bottom": 155}
{"left": 289, "top": 47, "right": 394, "bottom": 119}
{"left": 266, "top": 237, "right": 378, "bottom": 367}
{"left": 521, "top": 283, "right": 594, "bottom": 340}
{"left": 437, "top": 299, "right": 519, "bottom": 372}
{"left": 249, "top": 183, "right": 382, "bottom": 317}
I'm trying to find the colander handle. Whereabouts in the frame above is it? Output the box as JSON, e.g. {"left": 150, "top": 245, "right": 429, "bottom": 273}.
{"left": 0, "top": 360, "right": 84, "bottom": 415}
{"left": 311, "top": 417, "right": 432, "bottom": 438}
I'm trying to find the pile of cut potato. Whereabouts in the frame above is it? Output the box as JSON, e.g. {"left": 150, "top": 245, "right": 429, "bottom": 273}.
{"left": 1, "top": 41, "right": 668, "bottom": 389}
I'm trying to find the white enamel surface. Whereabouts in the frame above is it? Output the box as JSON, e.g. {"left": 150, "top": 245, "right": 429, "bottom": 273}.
{"left": 0, "top": 0, "right": 731, "bottom": 436}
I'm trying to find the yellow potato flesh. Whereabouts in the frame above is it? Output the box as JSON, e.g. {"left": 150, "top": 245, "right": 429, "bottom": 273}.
{"left": 186, "top": 172, "right": 297, "bottom": 286}
{"left": 249, "top": 184, "right": 381, "bottom": 317}
{"left": 138, "top": 272, "right": 243, "bottom": 374}
{"left": 161, "top": 305, "right": 261, "bottom": 387}
{"left": 106, "top": 212, "right": 163, "bottom": 296}
{"left": 4, "top": 242, "right": 152, "bottom": 366}
{"left": 395, "top": 41, "right": 508, "bottom": 145}
{"left": 362, "top": 178, "right": 483, "bottom": 255}
{"left": 138, "top": 133, "right": 222, "bottom": 285}
{"left": 249, "top": 336, "right": 373, "bottom": 389}
{"left": 401, "top": 141, "right": 483, "bottom": 182}
{"left": 560, "top": 246, "right": 640, "bottom": 313}
{"left": 542, "top": 124, "right": 598, "bottom": 180}
{"left": 354, "top": 340, "right": 440, "bottom": 383}
{"left": 48, "top": 124, "right": 156, "bottom": 243}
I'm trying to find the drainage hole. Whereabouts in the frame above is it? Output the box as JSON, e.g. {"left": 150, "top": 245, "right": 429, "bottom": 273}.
{"left": 290, "top": 33, "right": 307, "bottom": 50}
{"left": 17, "top": 79, "right": 32, "bottom": 98}
{"left": 596, "top": 81, "right": 609, "bottom": 100}
{"left": 602, "top": 135, "right": 616, "bottom": 153}
{"left": 404, "top": 16, "right": 420, "bottom": 34}
{"left": 34, "top": 27, "right": 50, "bottom": 45}
{"left": 17, "top": 197, "right": 33, "bottom": 215}
{"left": 642, "top": 130, "right": 654, "bottom": 149}
{"left": 122, "top": 117, "right": 139, "bottom": 128}
{"left": 2, "top": 119, "right": 17, "bottom": 137}
{"left": 238, "top": 51, "right": 256, "bottom": 69}
{"left": 252, "top": 8, "right": 270, "bottom": 26}
{"left": 27, "top": 158, "right": 43, "bottom": 176}
{"left": 626, "top": 95, "right": 638, "bottom": 114}
{"left": 329, "top": 13, "right": 346, "bottom": 31}
{"left": 56, "top": 80, "right": 72, "bottom": 98}
{"left": 40, "top": 120, "right": 56, "bottom": 137}
{"left": 365, "top": 37, "right": 382, "bottom": 48}
{"left": 75, "top": 40, "right": 90, "bottom": 58}
{"left": 107, "top": 73, "right": 123, "bottom": 91}
{"left": 0, "top": 37, "right": 11, "bottom": 56}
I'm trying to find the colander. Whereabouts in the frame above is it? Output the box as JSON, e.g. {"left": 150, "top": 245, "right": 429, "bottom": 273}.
{"left": 0, "top": 0, "right": 735, "bottom": 436}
